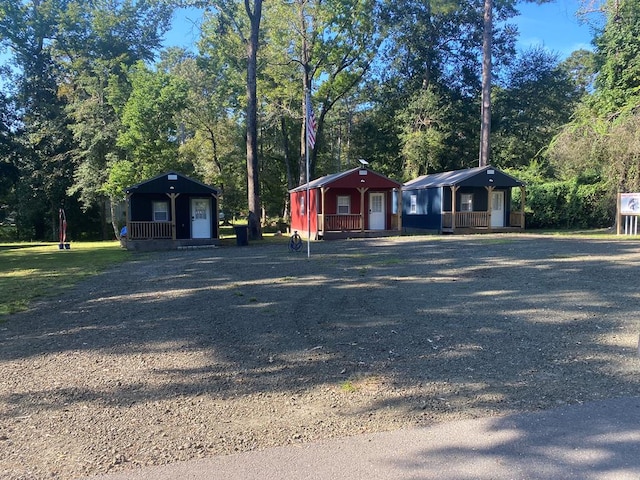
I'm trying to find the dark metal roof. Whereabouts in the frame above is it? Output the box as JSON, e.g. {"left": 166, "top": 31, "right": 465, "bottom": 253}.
{"left": 402, "top": 165, "right": 525, "bottom": 190}
{"left": 125, "top": 172, "right": 219, "bottom": 195}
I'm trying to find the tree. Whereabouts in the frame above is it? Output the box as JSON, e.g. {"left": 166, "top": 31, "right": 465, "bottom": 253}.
{"left": 263, "top": 0, "right": 380, "bottom": 183}
{"left": 592, "top": 0, "right": 640, "bottom": 114}
{"left": 479, "top": 0, "right": 492, "bottom": 166}
{"left": 161, "top": 49, "right": 246, "bottom": 218}
{"left": 0, "top": 0, "right": 75, "bottom": 239}
{"left": 59, "top": 0, "right": 173, "bottom": 238}
{"left": 491, "top": 47, "right": 581, "bottom": 168}
{"left": 397, "top": 87, "right": 449, "bottom": 179}
{"left": 187, "top": 0, "right": 263, "bottom": 239}
{"left": 115, "top": 62, "right": 190, "bottom": 181}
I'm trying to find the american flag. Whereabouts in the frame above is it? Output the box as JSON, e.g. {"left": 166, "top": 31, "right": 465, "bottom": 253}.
{"left": 306, "top": 93, "right": 317, "bottom": 149}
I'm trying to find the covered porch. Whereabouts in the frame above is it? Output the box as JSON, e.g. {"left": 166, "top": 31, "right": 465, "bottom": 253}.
{"left": 441, "top": 185, "right": 526, "bottom": 233}
{"left": 316, "top": 185, "right": 402, "bottom": 239}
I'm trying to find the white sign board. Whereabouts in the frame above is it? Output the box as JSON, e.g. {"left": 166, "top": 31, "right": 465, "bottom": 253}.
{"left": 620, "top": 193, "right": 640, "bottom": 215}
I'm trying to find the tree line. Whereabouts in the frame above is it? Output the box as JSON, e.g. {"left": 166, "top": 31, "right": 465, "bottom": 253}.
{"left": 0, "top": 0, "right": 637, "bottom": 241}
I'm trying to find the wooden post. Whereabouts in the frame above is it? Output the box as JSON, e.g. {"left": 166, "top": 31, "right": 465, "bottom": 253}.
{"left": 321, "top": 187, "right": 327, "bottom": 236}
{"left": 451, "top": 186, "right": 458, "bottom": 232}
{"left": 358, "top": 187, "right": 367, "bottom": 232}
{"left": 616, "top": 192, "right": 621, "bottom": 235}
{"left": 167, "top": 193, "right": 180, "bottom": 240}
{"left": 486, "top": 186, "right": 494, "bottom": 232}
{"left": 397, "top": 189, "right": 403, "bottom": 232}
{"left": 213, "top": 192, "right": 219, "bottom": 239}
{"left": 520, "top": 185, "right": 526, "bottom": 230}
{"left": 125, "top": 193, "right": 131, "bottom": 241}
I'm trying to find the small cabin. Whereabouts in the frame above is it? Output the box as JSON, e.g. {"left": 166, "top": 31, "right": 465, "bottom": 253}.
{"left": 402, "top": 165, "right": 526, "bottom": 234}
{"left": 289, "top": 167, "right": 402, "bottom": 240}
{"left": 123, "top": 172, "right": 220, "bottom": 250}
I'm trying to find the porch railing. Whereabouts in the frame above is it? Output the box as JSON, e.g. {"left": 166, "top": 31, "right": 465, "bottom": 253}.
{"left": 442, "top": 211, "right": 525, "bottom": 229}
{"left": 128, "top": 221, "right": 173, "bottom": 239}
{"left": 321, "top": 214, "right": 363, "bottom": 232}
{"left": 442, "top": 212, "right": 489, "bottom": 229}
{"left": 510, "top": 212, "right": 525, "bottom": 227}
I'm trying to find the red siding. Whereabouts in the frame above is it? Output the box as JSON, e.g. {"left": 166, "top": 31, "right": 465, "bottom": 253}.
{"left": 290, "top": 189, "right": 319, "bottom": 238}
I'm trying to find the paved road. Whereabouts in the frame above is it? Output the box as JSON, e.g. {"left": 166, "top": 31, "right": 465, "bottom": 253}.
{"left": 85, "top": 396, "right": 640, "bottom": 480}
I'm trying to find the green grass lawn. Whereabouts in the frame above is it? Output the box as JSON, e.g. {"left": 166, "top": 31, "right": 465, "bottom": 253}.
{"left": 0, "top": 241, "right": 131, "bottom": 319}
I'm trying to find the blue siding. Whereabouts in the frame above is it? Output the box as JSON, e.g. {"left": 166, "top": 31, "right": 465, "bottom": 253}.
{"left": 402, "top": 187, "right": 442, "bottom": 231}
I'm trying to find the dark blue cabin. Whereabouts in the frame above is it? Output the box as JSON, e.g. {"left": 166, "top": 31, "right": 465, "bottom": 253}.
{"left": 402, "top": 166, "right": 526, "bottom": 234}
{"left": 124, "top": 172, "right": 220, "bottom": 250}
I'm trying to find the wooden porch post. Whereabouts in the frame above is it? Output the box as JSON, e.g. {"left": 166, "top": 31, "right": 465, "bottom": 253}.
{"left": 486, "top": 186, "right": 494, "bottom": 232}
{"left": 358, "top": 187, "right": 367, "bottom": 232}
{"left": 213, "top": 192, "right": 219, "bottom": 238}
{"left": 167, "top": 193, "right": 180, "bottom": 240}
{"left": 397, "top": 189, "right": 403, "bottom": 232}
{"left": 520, "top": 185, "right": 526, "bottom": 230}
{"left": 125, "top": 193, "right": 131, "bottom": 239}
{"left": 451, "top": 186, "right": 458, "bottom": 232}
{"left": 321, "top": 187, "right": 327, "bottom": 236}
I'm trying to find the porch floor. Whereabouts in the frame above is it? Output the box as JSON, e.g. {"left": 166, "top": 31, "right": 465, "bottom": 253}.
{"left": 320, "top": 230, "right": 401, "bottom": 240}
{"left": 124, "top": 238, "right": 220, "bottom": 251}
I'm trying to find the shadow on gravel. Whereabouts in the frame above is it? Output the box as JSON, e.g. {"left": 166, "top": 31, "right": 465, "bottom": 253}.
{"left": 2, "top": 235, "right": 640, "bottom": 427}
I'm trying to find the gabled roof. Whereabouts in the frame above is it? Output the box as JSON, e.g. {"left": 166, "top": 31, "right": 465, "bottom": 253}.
{"left": 125, "top": 172, "right": 219, "bottom": 195}
{"left": 289, "top": 167, "right": 401, "bottom": 193}
{"left": 402, "top": 165, "right": 525, "bottom": 190}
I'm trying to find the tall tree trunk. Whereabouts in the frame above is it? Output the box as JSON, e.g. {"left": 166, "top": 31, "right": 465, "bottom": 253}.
{"left": 299, "top": 0, "right": 312, "bottom": 187}
{"left": 245, "top": 0, "right": 263, "bottom": 240}
{"left": 479, "top": 0, "right": 492, "bottom": 167}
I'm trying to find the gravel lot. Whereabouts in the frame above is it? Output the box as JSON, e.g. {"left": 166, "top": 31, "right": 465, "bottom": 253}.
{"left": 1, "top": 234, "right": 640, "bottom": 480}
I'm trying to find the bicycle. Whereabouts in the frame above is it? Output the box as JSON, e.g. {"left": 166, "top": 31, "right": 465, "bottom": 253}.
{"left": 288, "top": 230, "right": 303, "bottom": 252}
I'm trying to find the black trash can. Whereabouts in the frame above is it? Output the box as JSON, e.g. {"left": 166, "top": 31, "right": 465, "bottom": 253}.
{"left": 234, "top": 225, "right": 249, "bottom": 246}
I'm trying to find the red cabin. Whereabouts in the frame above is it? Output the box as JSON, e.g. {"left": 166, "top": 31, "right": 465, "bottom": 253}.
{"left": 289, "top": 166, "right": 402, "bottom": 240}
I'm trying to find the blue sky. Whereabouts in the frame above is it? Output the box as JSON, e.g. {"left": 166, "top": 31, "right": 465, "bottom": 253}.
{"left": 164, "top": 1, "right": 600, "bottom": 59}
{"left": 514, "top": 0, "right": 599, "bottom": 58}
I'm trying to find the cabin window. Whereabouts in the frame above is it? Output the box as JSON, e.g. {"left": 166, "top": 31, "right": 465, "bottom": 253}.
{"left": 460, "top": 193, "right": 473, "bottom": 212}
{"left": 409, "top": 195, "right": 417, "bottom": 214}
{"left": 153, "top": 201, "right": 169, "bottom": 221}
{"left": 337, "top": 196, "right": 350, "bottom": 214}
{"left": 299, "top": 195, "right": 305, "bottom": 216}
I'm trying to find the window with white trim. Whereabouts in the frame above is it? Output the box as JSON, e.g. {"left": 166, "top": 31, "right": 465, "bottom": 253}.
{"left": 460, "top": 193, "right": 473, "bottom": 212}
{"left": 409, "top": 195, "right": 417, "bottom": 214}
{"left": 153, "top": 201, "right": 169, "bottom": 221}
{"left": 299, "top": 195, "right": 305, "bottom": 216}
{"left": 337, "top": 195, "right": 350, "bottom": 214}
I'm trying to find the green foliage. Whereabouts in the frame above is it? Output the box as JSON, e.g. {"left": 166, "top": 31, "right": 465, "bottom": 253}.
{"left": 492, "top": 47, "right": 581, "bottom": 168}
{"left": 520, "top": 172, "right": 614, "bottom": 229}
{"left": 116, "top": 62, "right": 191, "bottom": 183}
{"left": 592, "top": 0, "right": 640, "bottom": 114}
{"left": 397, "top": 87, "right": 450, "bottom": 179}
{"left": 0, "top": 0, "right": 628, "bottom": 236}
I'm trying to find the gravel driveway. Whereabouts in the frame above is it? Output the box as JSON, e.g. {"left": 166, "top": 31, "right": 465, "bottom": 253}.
{"left": 1, "top": 234, "right": 639, "bottom": 479}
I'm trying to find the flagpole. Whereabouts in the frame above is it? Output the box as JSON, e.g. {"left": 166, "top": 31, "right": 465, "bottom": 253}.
{"left": 305, "top": 89, "right": 311, "bottom": 258}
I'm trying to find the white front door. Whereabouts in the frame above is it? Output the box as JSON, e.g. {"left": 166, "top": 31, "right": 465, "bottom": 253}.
{"left": 369, "top": 192, "right": 385, "bottom": 230}
{"left": 191, "top": 198, "right": 211, "bottom": 238}
{"left": 490, "top": 191, "right": 505, "bottom": 228}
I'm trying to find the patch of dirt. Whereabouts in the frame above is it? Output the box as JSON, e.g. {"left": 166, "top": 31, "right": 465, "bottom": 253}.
{"left": 1, "top": 234, "right": 640, "bottom": 479}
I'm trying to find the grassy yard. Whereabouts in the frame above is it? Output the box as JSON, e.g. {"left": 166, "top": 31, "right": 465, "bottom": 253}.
{"left": 0, "top": 241, "right": 131, "bottom": 319}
